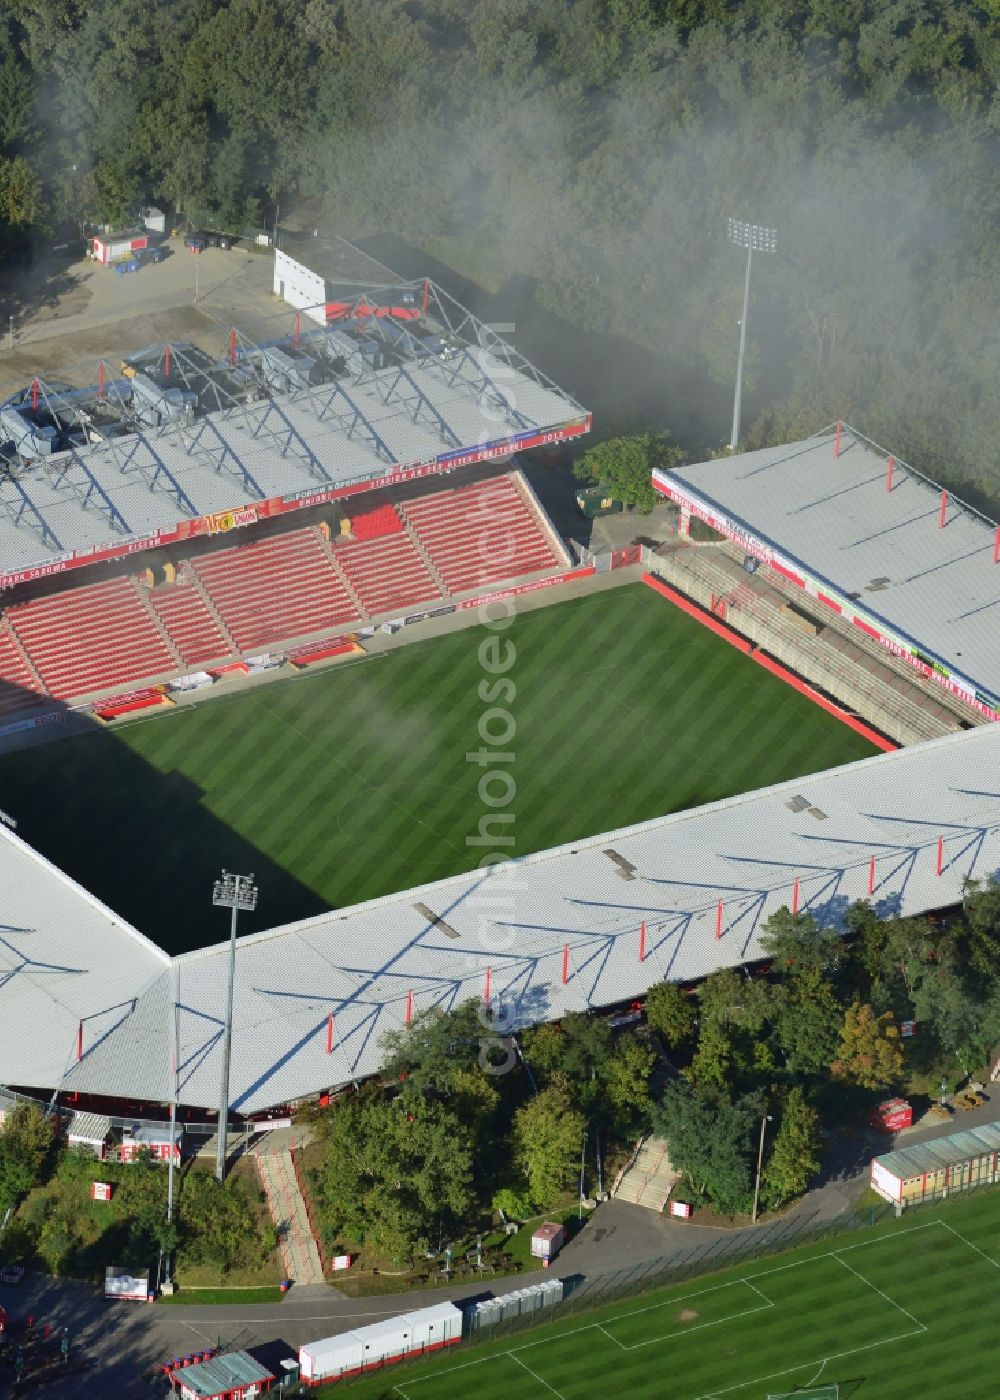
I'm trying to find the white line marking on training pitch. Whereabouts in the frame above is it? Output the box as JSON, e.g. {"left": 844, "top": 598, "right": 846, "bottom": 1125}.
{"left": 939, "top": 1218, "right": 1000, "bottom": 1270}
{"left": 833, "top": 1252, "right": 926, "bottom": 1331}
{"left": 510, "top": 1350, "right": 567, "bottom": 1398}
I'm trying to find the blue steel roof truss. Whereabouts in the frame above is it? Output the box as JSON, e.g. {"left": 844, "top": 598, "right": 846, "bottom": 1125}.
{"left": 175, "top": 414, "right": 265, "bottom": 501}
{"left": 239, "top": 397, "right": 332, "bottom": 483}
{"left": 436, "top": 347, "right": 535, "bottom": 432}
{"left": 300, "top": 381, "right": 394, "bottom": 464}
{"left": 0, "top": 467, "right": 63, "bottom": 553}
{"left": 104, "top": 432, "right": 199, "bottom": 517}
{"left": 45, "top": 449, "right": 131, "bottom": 535}
{"left": 359, "top": 363, "right": 462, "bottom": 449}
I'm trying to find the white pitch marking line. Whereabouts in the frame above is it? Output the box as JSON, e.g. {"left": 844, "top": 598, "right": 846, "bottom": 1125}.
{"left": 833, "top": 1251, "right": 926, "bottom": 1332}
{"left": 693, "top": 1325, "right": 926, "bottom": 1400}
{"left": 510, "top": 1350, "right": 567, "bottom": 1398}
{"left": 938, "top": 1218, "right": 1000, "bottom": 1269}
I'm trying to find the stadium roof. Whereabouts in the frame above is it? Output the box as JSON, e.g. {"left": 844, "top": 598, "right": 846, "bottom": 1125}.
{"left": 5, "top": 720, "right": 989, "bottom": 1114}
{"left": 0, "top": 283, "right": 588, "bottom": 589}
{"left": 656, "top": 425, "right": 1000, "bottom": 709}
{"left": 0, "top": 825, "right": 166, "bottom": 1094}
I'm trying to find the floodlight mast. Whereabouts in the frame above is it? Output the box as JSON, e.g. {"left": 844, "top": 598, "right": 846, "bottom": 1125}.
{"left": 212, "top": 870, "right": 258, "bottom": 1182}
{"left": 727, "top": 219, "right": 777, "bottom": 452}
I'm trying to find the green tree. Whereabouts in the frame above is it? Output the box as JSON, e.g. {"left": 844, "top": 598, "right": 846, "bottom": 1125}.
{"left": 960, "top": 877, "right": 1000, "bottom": 984}
{"left": 0, "top": 1102, "right": 53, "bottom": 1215}
{"left": 760, "top": 1088, "right": 822, "bottom": 1211}
{"left": 761, "top": 908, "right": 846, "bottom": 979}
{"left": 380, "top": 1000, "right": 491, "bottom": 1095}
{"left": 831, "top": 1003, "right": 904, "bottom": 1090}
{"left": 652, "top": 1080, "right": 763, "bottom": 1217}
{"left": 775, "top": 967, "right": 842, "bottom": 1074}
{"left": 521, "top": 1012, "right": 611, "bottom": 1110}
{"left": 572, "top": 431, "right": 684, "bottom": 513}
{"left": 513, "top": 1073, "right": 585, "bottom": 1206}
{"left": 314, "top": 1087, "right": 474, "bottom": 1265}
{"left": 603, "top": 1031, "right": 655, "bottom": 1133}
{"left": 645, "top": 982, "right": 695, "bottom": 1047}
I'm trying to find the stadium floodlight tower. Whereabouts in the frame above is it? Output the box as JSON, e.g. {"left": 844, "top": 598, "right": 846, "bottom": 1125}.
{"left": 212, "top": 869, "right": 258, "bottom": 1182}
{"left": 726, "top": 218, "right": 777, "bottom": 451}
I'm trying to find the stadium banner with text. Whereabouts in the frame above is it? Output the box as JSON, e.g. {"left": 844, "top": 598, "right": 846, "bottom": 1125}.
{"left": 0, "top": 416, "right": 592, "bottom": 592}
{"left": 0, "top": 711, "right": 67, "bottom": 739}
{"left": 652, "top": 470, "right": 1000, "bottom": 722}
{"left": 458, "top": 566, "right": 597, "bottom": 611}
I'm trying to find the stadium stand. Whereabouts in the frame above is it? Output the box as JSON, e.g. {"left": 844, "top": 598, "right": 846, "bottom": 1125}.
{"left": 348, "top": 502, "right": 404, "bottom": 541}
{"left": 334, "top": 531, "right": 442, "bottom": 617}
{"left": 8, "top": 577, "right": 176, "bottom": 700}
{"left": 0, "top": 470, "right": 572, "bottom": 707}
{"left": 0, "top": 624, "right": 45, "bottom": 716}
{"left": 191, "top": 528, "right": 357, "bottom": 652}
{"left": 402, "top": 474, "right": 560, "bottom": 594}
{"left": 147, "top": 581, "right": 233, "bottom": 670}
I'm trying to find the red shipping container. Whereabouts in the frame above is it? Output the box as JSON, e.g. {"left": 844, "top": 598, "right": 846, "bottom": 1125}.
{"left": 869, "top": 1098, "right": 912, "bottom": 1133}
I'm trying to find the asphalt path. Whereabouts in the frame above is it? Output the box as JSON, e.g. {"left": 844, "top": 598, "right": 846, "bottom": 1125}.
{"left": 5, "top": 1092, "right": 996, "bottom": 1398}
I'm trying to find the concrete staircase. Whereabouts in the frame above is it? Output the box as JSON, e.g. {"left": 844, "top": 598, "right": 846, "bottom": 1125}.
{"left": 255, "top": 1147, "right": 325, "bottom": 1285}
{"left": 613, "top": 1136, "right": 678, "bottom": 1212}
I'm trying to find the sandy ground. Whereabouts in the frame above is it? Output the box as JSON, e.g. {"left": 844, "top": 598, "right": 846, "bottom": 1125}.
{"left": 0, "top": 238, "right": 287, "bottom": 397}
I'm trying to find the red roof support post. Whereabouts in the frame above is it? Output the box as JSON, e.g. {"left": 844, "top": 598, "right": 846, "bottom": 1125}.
{"left": 76, "top": 1021, "right": 83, "bottom": 1062}
{"left": 561, "top": 943, "right": 569, "bottom": 985}
{"left": 97, "top": 361, "right": 106, "bottom": 400}
{"left": 994, "top": 525, "right": 1000, "bottom": 564}
{"left": 886, "top": 456, "right": 894, "bottom": 492}
{"left": 164, "top": 343, "right": 171, "bottom": 380}
{"left": 405, "top": 989, "right": 413, "bottom": 1027}
{"left": 791, "top": 877, "right": 800, "bottom": 915}
{"left": 868, "top": 855, "right": 876, "bottom": 897}
{"left": 293, "top": 311, "right": 301, "bottom": 347}
{"left": 31, "top": 378, "right": 38, "bottom": 413}
{"left": 715, "top": 899, "right": 723, "bottom": 939}
{"left": 483, "top": 966, "right": 491, "bottom": 1006}
{"left": 229, "top": 328, "right": 237, "bottom": 367}
{"left": 834, "top": 420, "right": 842, "bottom": 459}
{"left": 326, "top": 1013, "right": 334, "bottom": 1054}
{"left": 639, "top": 920, "right": 647, "bottom": 962}
{"left": 936, "top": 837, "right": 944, "bottom": 876}
{"left": 939, "top": 490, "right": 948, "bottom": 528}
{"left": 423, "top": 278, "right": 430, "bottom": 316}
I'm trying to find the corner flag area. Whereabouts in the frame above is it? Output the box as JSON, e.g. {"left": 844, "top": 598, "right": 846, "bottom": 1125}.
{"left": 324, "top": 1191, "right": 1000, "bottom": 1399}
{"left": 0, "top": 584, "right": 876, "bottom": 952}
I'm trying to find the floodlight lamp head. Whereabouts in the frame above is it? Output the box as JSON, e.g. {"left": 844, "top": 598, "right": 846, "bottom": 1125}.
{"left": 727, "top": 218, "right": 777, "bottom": 254}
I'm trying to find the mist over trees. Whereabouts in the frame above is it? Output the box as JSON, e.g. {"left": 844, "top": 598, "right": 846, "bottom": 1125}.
{"left": 2, "top": 1, "right": 999, "bottom": 496}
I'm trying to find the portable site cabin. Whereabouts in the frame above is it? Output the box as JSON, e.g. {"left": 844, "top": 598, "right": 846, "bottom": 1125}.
{"left": 870, "top": 1120, "right": 1000, "bottom": 1207}
{"left": 167, "top": 1349, "right": 274, "bottom": 1400}
{"left": 67, "top": 1111, "right": 112, "bottom": 1158}
{"left": 298, "top": 1302, "right": 461, "bottom": 1384}
{"left": 530, "top": 1221, "right": 566, "bottom": 1264}
{"left": 91, "top": 229, "right": 148, "bottom": 264}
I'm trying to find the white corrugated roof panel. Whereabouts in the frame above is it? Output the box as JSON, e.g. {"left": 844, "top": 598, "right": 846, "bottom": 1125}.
{"left": 53, "top": 722, "right": 1000, "bottom": 1112}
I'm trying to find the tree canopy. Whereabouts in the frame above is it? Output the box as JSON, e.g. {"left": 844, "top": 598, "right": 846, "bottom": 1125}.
{"left": 0, "top": 2, "right": 994, "bottom": 492}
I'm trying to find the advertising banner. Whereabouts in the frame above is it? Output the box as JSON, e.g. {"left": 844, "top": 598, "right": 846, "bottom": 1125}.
{"left": 458, "top": 566, "right": 597, "bottom": 611}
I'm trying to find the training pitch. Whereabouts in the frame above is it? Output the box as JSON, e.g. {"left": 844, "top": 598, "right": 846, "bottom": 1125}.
{"left": 314, "top": 1188, "right": 1000, "bottom": 1398}
{"left": 0, "top": 584, "right": 875, "bottom": 951}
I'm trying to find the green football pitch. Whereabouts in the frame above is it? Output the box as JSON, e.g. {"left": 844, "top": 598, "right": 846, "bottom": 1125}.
{"left": 315, "top": 1189, "right": 1000, "bottom": 1399}
{"left": 0, "top": 584, "right": 876, "bottom": 952}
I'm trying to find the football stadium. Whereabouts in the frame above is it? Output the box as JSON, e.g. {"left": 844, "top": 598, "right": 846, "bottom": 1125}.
{"left": 0, "top": 247, "right": 998, "bottom": 1143}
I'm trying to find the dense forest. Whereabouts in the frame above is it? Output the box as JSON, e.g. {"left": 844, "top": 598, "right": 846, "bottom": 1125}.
{"left": 0, "top": 1, "right": 998, "bottom": 493}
